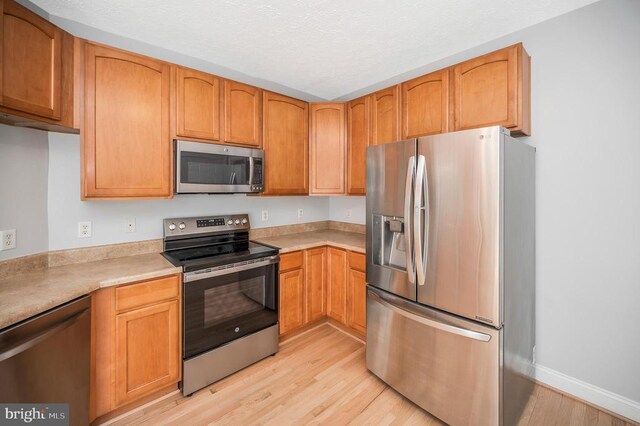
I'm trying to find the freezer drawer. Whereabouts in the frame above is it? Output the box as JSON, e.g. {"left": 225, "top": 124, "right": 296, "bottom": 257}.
{"left": 366, "top": 287, "right": 501, "bottom": 426}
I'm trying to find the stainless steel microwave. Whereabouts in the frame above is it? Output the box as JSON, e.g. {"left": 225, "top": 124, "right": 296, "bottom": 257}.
{"left": 175, "top": 140, "right": 264, "bottom": 194}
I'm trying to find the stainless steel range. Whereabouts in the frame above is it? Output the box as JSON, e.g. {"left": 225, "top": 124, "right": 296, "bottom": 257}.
{"left": 162, "top": 214, "right": 279, "bottom": 396}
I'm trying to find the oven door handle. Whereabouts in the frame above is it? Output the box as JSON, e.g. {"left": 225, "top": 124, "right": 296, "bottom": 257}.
{"left": 184, "top": 255, "right": 279, "bottom": 283}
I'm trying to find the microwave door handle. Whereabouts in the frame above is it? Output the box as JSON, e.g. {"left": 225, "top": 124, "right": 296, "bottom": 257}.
{"left": 404, "top": 156, "right": 416, "bottom": 284}
{"left": 414, "top": 155, "right": 428, "bottom": 286}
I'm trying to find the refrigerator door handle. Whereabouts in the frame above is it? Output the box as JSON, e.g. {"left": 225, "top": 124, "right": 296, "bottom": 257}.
{"left": 414, "top": 155, "right": 428, "bottom": 286}
{"left": 368, "top": 290, "right": 491, "bottom": 342}
{"left": 404, "top": 156, "right": 416, "bottom": 283}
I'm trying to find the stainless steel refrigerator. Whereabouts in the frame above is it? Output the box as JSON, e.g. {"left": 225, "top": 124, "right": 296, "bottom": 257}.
{"left": 366, "top": 126, "right": 535, "bottom": 426}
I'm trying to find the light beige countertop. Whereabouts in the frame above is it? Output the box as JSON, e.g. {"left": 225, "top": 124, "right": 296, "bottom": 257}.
{"left": 254, "top": 229, "right": 366, "bottom": 254}
{"left": 0, "top": 253, "right": 181, "bottom": 330}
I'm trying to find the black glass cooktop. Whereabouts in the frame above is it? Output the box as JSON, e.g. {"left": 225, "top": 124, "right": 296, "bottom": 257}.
{"left": 163, "top": 241, "right": 279, "bottom": 273}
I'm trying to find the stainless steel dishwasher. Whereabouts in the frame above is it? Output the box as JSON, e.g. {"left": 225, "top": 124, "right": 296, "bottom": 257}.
{"left": 0, "top": 296, "right": 90, "bottom": 426}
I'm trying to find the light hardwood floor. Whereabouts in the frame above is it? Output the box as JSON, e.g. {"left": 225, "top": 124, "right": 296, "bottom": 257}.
{"left": 111, "top": 324, "right": 635, "bottom": 426}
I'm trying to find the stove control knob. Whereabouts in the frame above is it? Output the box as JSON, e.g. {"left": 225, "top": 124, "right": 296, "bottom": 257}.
{"left": 234, "top": 219, "right": 240, "bottom": 225}
{"left": 178, "top": 222, "right": 186, "bottom": 230}
{"left": 227, "top": 219, "right": 233, "bottom": 225}
{"left": 241, "top": 218, "right": 248, "bottom": 224}
{"left": 168, "top": 223, "right": 176, "bottom": 231}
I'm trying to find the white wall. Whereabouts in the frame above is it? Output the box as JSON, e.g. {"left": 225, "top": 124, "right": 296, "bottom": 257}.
{"left": 0, "top": 125, "right": 49, "bottom": 260}
{"left": 47, "top": 133, "right": 330, "bottom": 250}
{"left": 328, "top": 196, "right": 365, "bottom": 224}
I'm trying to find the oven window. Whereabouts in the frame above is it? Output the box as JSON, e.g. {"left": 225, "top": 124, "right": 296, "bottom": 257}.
{"left": 183, "top": 263, "right": 278, "bottom": 359}
{"left": 181, "top": 151, "right": 250, "bottom": 185}
{"left": 204, "top": 277, "right": 265, "bottom": 328}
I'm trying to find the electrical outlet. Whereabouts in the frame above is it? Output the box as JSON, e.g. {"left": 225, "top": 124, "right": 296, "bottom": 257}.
{"left": 0, "top": 229, "right": 17, "bottom": 250}
{"left": 125, "top": 218, "right": 136, "bottom": 233}
{"left": 346, "top": 209, "right": 352, "bottom": 218}
{"left": 261, "top": 210, "right": 269, "bottom": 221}
{"left": 297, "top": 209, "right": 304, "bottom": 218}
{"left": 532, "top": 345, "right": 537, "bottom": 364}
{"left": 78, "top": 221, "right": 92, "bottom": 238}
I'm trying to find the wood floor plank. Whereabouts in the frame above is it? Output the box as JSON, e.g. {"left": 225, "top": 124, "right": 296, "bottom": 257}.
{"left": 110, "top": 324, "right": 632, "bottom": 426}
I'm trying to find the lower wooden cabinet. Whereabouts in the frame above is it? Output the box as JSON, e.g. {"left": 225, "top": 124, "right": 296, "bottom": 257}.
{"left": 278, "top": 268, "right": 305, "bottom": 334}
{"left": 278, "top": 247, "right": 365, "bottom": 337}
{"left": 92, "top": 274, "right": 181, "bottom": 421}
{"left": 326, "top": 247, "right": 347, "bottom": 323}
{"left": 346, "top": 253, "right": 367, "bottom": 335}
{"left": 305, "top": 247, "right": 327, "bottom": 322}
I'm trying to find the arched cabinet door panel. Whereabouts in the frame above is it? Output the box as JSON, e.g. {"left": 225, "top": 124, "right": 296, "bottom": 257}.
{"left": 83, "top": 43, "right": 171, "bottom": 199}
{"left": 175, "top": 66, "right": 221, "bottom": 141}
{"left": 224, "top": 80, "right": 262, "bottom": 146}
{"left": 402, "top": 70, "right": 450, "bottom": 138}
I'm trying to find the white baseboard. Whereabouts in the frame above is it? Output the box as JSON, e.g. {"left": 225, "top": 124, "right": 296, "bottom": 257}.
{"left": 534, "top": 364, "right": 640, "bottom": 422}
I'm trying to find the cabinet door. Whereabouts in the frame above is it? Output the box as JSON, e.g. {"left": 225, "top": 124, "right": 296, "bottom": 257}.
{"left": 263, "top": 91, "right": 309, "bottom": 195}
{"left": 327, "top": 247, "right": 347, "bottom": 323}
{"left": 453, "top": 43, "right": 530, "bottom": 135}
{"left": 279, "top": 268, "right": 305, "bottom": 335}
{"left": 175, "top": 66, "right": 220, "bottom": 141}
{"left": 224, "top": 80, "right": 261, "bottom": 146}
{"left": 347, "top": 269, "right": 367, "bottom": 335}
{"left": 305, "top": 247, "right": 327, "bottom": 322}
{"left": 115, "top": 300, "right": 180, "bottom": 406}
{"left": 0, "top": 0, "right": 63, "bottom": 119}
{"left": 401, "top": 70, "right": 450, "bottom": 138}
{"left": 310, "top": 103, "right": 346, "bottom": 195}
{"left": 346, "top": 96, "right": 369, "bottom": 195}
{"left": 83, "top": 43, "right": 171, "bottom": 198}
{"left": 371, "top": 85, "right": 400, "bottom": 145}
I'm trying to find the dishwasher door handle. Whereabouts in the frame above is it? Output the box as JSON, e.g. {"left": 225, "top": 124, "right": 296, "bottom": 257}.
{"left": 0, "top": 308, "right": 89, "bottom": 363}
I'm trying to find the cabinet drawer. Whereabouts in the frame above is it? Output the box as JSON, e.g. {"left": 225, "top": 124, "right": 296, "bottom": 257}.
{"left": 116, "top": 275, "right": 180, "bottom": 312}
{"left": 280, "top": 251, "right": 303, "bottom": 272}
{"left": 348, "top": 251, "right": 366, "bottom": 273}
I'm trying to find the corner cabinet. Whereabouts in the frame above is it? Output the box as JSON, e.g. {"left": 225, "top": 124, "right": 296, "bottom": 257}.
{"left": 402, "top": 70, "right": 450, "bottom": 138}
{"left": 175, "top": 66, "right": 221, "bottom": 141}
{"left": 262, "top": 91, "right": 309, "bottom": 195}
{"left": 305, "top": 247, "right": 327, "bottom": 322}
{"left": 0, "top": 0, "right": 76, "bottom": 130}
{"left": 453, "top": 43, "right": 531, "bottom": 135}
{"left": 224, "top": 80, "right": 262, "bottom": 147}
{"left": 83, "top": 43, "right": 172, "bottom": 199}
{"left": 92, "top": 274, "right": 181, "bottom": 421}
{"left": 346, "top": 96, "right": 369, "bottom": 195}
{"left": 326, "top": 247, "right": 347, "bottom": 323}
{"left": 309, "top": 103, "right": 346, "bottom": 195}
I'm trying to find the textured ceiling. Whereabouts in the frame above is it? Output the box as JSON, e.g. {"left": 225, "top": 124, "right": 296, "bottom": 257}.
{"left": 33, "top": 0, "right": 598, "bottom": 100}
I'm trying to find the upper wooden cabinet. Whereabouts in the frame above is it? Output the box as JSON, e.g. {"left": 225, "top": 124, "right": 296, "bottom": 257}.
{"left": 370, "top": 85, "right": 400, "bottom": 145}
{"left": 310, "top": 103, "right": 346, "bottom": 195}
{"left": 224, "top": 80, "right": 261, "bottom": 146}
{"left": 402, "top": 70, "right": 450, "bottom": 138}
{"left": 83, "top": 43, "right": 172, "bottom": 199}
{"left": 453, "top": 43, "right": 530, "bottom": 135}
{"left": 262, "top": 91, "right": 309, "bottom": 195}
{"left": 175, "top": 66, "right": 221, "bottom": 141}
{"left": 0, "top": 0, "right": 76, "bottom": 130}
{"left": 305, "top": 247, "right": 327, "bottom": 322}
{"left": 346, "top": 96, "right": 369, "bottom": 195}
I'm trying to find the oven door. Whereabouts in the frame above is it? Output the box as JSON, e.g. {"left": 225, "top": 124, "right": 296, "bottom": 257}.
{"left": 175, "top": 140, "right": 264, "bottom": 193}
{"left": 183, "top": 258, "right": 278, "bottom": 359}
